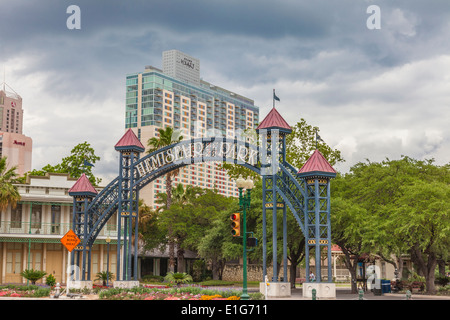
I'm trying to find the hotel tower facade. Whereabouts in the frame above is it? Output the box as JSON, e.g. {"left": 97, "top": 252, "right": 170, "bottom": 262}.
{"left": 125, "top": 50, "right": 259, "bottom": 207}
{"left": 0, "top": 82, "right": 32, "bottom": 176}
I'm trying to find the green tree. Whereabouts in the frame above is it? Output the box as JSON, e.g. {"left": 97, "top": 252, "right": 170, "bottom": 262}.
{"left": 147, "top": 127, "right": 183, "bottom": 272}
{"left": 193, "top": 190, "right": 239, "bottom": 280}
{"left": 330, "top": 194, "right": 369, "bottom": 293}
{"left": 285, "top": 119, "right": 344, "bottom": 169}
{"left": 390, "top": 180, "right": 449, "bottom": 293}
{"left": 20, "top": 142, "right": 101, "bottom": 186}
{"left": 154, "top": 184, "right": 206, "bottom": 272}
{"left": 174, "top": 188, "right": 234, "bottom": 274}
{"left": 134, "top": 199, "right": 160, "bottom": 248}
{"left": 0, "top": 156, "right": 21, "bottom": 212}
{"left": 197, "top": 219, "right": 230, "bottom": 280}
{"left": 58, "top": 141, "right": 101, "bottom": 185}
{"left": 333, "top": 156, "right": 450, "bottom": 294}
{"left": 142, "top": 185, "right": 236, "bottom": 277}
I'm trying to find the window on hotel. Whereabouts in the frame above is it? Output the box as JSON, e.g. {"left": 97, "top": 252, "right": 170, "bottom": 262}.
{"left": 51, "top": 205, "right": 61, "bottom": 234}
{"left": 31, "top": 205, "right": 42, "bottom": 229}
{"left": 10, "top": 203, "right": 22, "bottom": 228}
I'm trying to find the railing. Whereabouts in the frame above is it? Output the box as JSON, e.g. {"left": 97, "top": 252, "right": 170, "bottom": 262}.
{"left": 0, "top": 221, "right": 119, "bottom": 238}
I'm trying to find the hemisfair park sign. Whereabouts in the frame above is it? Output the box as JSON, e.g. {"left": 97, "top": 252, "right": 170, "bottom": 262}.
{"left": 68, "top": 107, "right": 337, "bottom": 298}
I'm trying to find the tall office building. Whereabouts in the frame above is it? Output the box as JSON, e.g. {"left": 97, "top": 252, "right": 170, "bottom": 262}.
{"left": 0, "top": 82, "right": 32, "bottom": 175}
{"left": 125, "top": 50, "right": 259, "bottom": 208}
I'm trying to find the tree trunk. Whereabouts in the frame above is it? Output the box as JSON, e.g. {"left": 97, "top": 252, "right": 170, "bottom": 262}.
{"left": 397, "top": 256, "right": 404, "bottom": 280}
{"left": 211, "top": 258, "right": 220, "bottom": 280}
{"left": 168, "top": 236, "right": 175, "bottom": 273}
{"left": 412, "top": 244, "right": 437, "bottom": 294}
{"left": 218, "top": 259, "right": 225, "bottom": 280}
{"left": 289, "top": 263, "right": 297, "bottom": 288}
{"left": 177, "top": 245, "right": 185, "bottom": 273}
{"left": 437, "top": 259, "right": 446, "bottom": 277}
{"left": 340, "top": 244, "right": 358, "bottom": 294}
{"left": 288, "top": 239, "right": 305, "bottom": 288}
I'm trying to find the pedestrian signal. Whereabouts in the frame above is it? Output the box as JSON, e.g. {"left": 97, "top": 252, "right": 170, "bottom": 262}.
{"left": 230, "top": 213, "right": 240, "bottom": 237}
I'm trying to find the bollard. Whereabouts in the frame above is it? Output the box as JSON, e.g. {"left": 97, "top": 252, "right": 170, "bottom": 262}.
{"left": 406, "top": 290, "right": 412, "bottom": 300}
{"left": 54, "top": 282, "right": 61, "bottom": 298}
{"left": 358, "top": 289, "right": 364, "bottom": 300}
{"left": 312, "top": 288, "right": 316, "bottom": 300}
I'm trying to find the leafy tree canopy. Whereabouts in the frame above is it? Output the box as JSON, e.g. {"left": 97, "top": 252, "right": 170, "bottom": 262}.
{"left": 18, "top": 141, "right": 101, "bottom": 186}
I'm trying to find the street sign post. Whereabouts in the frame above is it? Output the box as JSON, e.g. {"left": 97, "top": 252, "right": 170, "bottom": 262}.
{"left": 61, "top": 230, "right": 81, "bottom": 295}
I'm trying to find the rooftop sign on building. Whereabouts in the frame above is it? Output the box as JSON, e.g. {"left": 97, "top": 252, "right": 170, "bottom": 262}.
{"left": 162, "top": 50, "right": 200, "bottom": 86}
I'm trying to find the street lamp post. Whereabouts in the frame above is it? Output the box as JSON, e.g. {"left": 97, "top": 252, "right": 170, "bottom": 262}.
{"left": 236, "top": 175, "right": 254, "bottom": 301}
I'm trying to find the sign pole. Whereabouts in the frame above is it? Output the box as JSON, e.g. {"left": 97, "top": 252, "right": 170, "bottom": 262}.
{"left": 67, "top": 250, "right": 71, "bottom": 295}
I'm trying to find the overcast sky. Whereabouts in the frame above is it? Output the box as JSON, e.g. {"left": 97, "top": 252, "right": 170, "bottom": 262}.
{"left": 1, "top": 0, "right": 449, "bottom": 184}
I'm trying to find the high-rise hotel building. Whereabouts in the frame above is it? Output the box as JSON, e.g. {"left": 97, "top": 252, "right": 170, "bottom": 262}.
{"left": 125, "top": 50, "right": 259, "bottom": 208}
{"left": 0, "top": 82, "right": 32, "bottom": 175}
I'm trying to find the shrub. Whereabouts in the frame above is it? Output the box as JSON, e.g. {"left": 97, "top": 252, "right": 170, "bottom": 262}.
{"left": 95, "top": 271, "right": 114, "bottom": 286}
{"left": 192, "top": 260, "right": 206, "bottom": 282}
{"left": 142, "top": 275, "right": 164, "bottom": 283}
{"left": 164, "top": 272, "right": 193, "bottom": 287}
{"left": 435, "top": 275, "right": 449, "bottom": 287}
{"left": 33, "top": 287, "right": 51, "bottom": 297}
{"left": 20, "top": 269, "right": 47, "bottom": 285}
{"left": 46, "top": 274, "right": 56, "bottom": 287}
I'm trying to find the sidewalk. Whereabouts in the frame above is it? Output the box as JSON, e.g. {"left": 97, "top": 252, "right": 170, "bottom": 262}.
{"left": 1, "top": 287, "right": 448, "bottom": 301}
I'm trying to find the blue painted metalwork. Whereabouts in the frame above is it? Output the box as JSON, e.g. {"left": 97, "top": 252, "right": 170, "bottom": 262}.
{"left": 69, "top": 118, "right": 335, "bottom": 284}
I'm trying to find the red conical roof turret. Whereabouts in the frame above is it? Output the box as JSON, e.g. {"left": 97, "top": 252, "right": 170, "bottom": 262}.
{"left": 256, "top": 107, "right": 292, "bottom": 133}
{"left": 115, "top": 128, "right": 145, "bottom": 152}
{"left": 298, "top": 149, "right": 337, "bottom": 178}
{"left": 68, "top": 173, "right": 98, "bottom": 197}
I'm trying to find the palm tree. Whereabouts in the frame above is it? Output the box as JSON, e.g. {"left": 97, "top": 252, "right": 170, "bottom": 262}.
{"left": 0, "top": 156, "right": 21, "bottom": 212}
{"left": 147, "top": 127, "right": 183, "bottom": 272}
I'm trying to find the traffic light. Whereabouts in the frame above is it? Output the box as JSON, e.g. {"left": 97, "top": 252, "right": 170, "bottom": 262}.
{"left": 230, "top": 213, "right": 240, "bottom": 237}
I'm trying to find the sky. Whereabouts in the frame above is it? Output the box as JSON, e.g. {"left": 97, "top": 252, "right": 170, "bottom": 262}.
{"left": 1, "top": 0, "right": 449, "bottom": 184}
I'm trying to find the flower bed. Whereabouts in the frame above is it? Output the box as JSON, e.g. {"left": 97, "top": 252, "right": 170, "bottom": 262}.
{"left": 0, "top": 290, "right": 23, "bottom": 298}
{"left": 0, "top": 285, "right": 51, "bottom": 298}
{"left": 98, "top": 286, "right": 258, "bottom": 300}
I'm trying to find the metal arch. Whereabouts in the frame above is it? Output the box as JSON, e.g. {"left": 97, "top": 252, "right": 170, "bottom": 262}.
{"left": 81, "top": 138, "right": 262, "bottom": 248}
{"left": 83, "top": 177, "right": 121, "bottom": 247}
{"left": 72, "top": 130, "right": 334, "bottom": 285}
{"left": 133, "top": 156, "right": 261, "bottom": 190}
{"left": 132, "top": 137, "right": 261, "bottom": 188}
{"left": 137, "top": 136, "right": 260, "bottom": 161}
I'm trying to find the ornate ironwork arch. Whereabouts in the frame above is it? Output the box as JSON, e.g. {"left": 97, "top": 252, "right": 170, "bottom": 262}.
{"left": 69, "top": 109, "right": 336, "bottom": 287}
{"left": 84, "top": 138, "right": 263, "bottom": 249}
